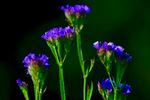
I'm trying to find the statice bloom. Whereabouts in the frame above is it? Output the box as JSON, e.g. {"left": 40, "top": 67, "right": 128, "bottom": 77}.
{"left": 61, "top": 4, "right": 90, "bottom": 18}
{"left": 16, "top": 79, "right": 28, "bottom": 87}
{"left": 121, "top": 84, "right": 132, "bottom": 95}
{"left": 98, "top": 78, "right": 113, "bottom": 92}
{"left": 93, "top": 41, "right": 132, "bottom": 62}
{"left": 41, "top": 26, "right": 74, "bottom": 42}
{"left": 23, "top": 53, "right": 49, "bottom": 69}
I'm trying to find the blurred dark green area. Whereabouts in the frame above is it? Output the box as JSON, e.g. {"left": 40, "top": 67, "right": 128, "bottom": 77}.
{"left": 0, "top": 0, "right": 150, "bottom": 100}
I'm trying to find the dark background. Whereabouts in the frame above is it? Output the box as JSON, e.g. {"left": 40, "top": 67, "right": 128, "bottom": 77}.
{"left": 0, "top": 0, "right": 150, "bottom": 100}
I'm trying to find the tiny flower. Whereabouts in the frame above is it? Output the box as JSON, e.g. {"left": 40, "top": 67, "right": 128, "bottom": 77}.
{"left": 101, "top": 78, "right": 113, "bottom": 92}
{"left": 61, "top": 4, "right": 90, "bottom": 18}
{"left": 114, "top": 46, "right": 124, "bottom": 56}
{"left": 97, "top": 78, "right": 115, "bottom": 92}
{"left": 93, "top": 41, "right": 101, "bottom": 49}
{"left": 122, "top": 84, "right": 132, "bottom": 95}
{"left": 16, "top": 79, "right": 28, "bottom": 87}
{"left": 41, "top": 26, "right": 74, "bottom": 42}
{"left": 23, "top": 53, "right": 49, "bottom": 69}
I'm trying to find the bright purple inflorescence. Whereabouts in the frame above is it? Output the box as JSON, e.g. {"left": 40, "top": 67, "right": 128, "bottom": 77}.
{"left": 41, "top": 26, "right": 74, "bottom": 41}
{"left": 99, "top": 78, "right": 113, "bottom": 92}
{"left": 93, "top": 41, "right": 132, "bottom": 62}
{"left": 121, "top": 84, "right": 132, "bottom": 95}
{"left": 23, "top": 53, "right": 49, "bottom": 69}
{"left": 61, "top": 4, "right": 90, "bottom": 16}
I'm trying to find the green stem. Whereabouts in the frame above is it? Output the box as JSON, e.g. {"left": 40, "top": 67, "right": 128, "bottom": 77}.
{"left": 107, "top": 71, "right": 117, "bottom": 100}
{"left": 59, "top": 64, "right": 66, "bottom": 100}
{"left": 107, "top": 71, "right": 115, "bottom": 90}
{"left": 76, "top": 33, "right": 85, "bottom": 75}
{"left": 114, "top": 89, "right": 117, "bottom": 100}
{"left": 21, "top": 88, "right": 29, "bottom": 100}
{"left": 34, "top": 82, "right": 39, "bottom": 100}
{"left": 83, "top": 77, "right": 87, "bottom": 100}
{"left": 24, "top": 92, "right": 29, "bottom": 100}
{"left": 39, "top": 89, "right": 42, "bottom": 100}
{"left": 48, "top": 41, "right": 66, "bottom": 100}
{"left": 76, "top": 30, "right": 86, "bottom": 100}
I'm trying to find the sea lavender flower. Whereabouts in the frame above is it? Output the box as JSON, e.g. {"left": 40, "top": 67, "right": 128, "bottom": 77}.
{"left": 16, "top": 79, "right": 29, "bottom": 100}
{"left": 98, "top": 78, "right": 113, "bottom": 92}
{"left": 93, "top": 41, "right": 132, "bottom": 62}
{"left": 41, "top": 26, "right": 74, "bottom": 42}
{"left": 22, "top": 53, "right": 50, "bottom": 99}
{"left": 16, "top": 79, "right": 28, "bottom": 87}
{"left": 121, "top": 84, "right": 132, "bottom": 95}
{"left": 93, "top": 41, "right": 115, "bottom": 56}
{"left": 22, "top": 53, "right": 50, "bottom": 84}
{"left": 23, "top": 53, "right": 49, "bottom": 69}
{"left": 61, "top": 4, "right": 90, "bottom": 18}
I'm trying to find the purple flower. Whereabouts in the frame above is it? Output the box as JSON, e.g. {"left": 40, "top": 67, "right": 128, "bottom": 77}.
{"left": 122, "top": 84, "right": 132, "bottom": 94}
{"left": 16, "top": 79, "right": 27, "bottom": 87}
{"left": 61, "top": 4, "right": 90, "bottom": 18}
{"left": 101, "top": 78, "right": 113, "bottom": 92}
{"left": 93, "top": 41, "right": 116, "bottom": 51}
{"left": 41, "top": 26, "right": 74, "bottom": 42}
{"left": 23, "top": 53, "right": 49, "bottom": 69}
{"left": 93, "top": 41, "right": 132, "bottom": 62}
{"left": 114, "top": 46, "right": 124, "bottom": 56}
{"left": 93, "top": 41, "right": 102, "bottom": 49}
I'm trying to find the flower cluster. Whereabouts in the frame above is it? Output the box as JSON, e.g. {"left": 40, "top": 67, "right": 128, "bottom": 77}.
{"left": 97, "top": 78, "right": 132, "bottom": 95}
{"left": 16, "top": 3, "right": 133, "bottom": 100}
{"left": 61, "top": 4, "right": 90, "bottom": 18}
{"left": 16, "top": 79, "right": 28, "bottom": 87}
{"left": 119, "top": 84, "right": 132, "bottom": 95}
{"left": 93, "top": 41, "right": 132, "bottom": 62}
{"left": 23, "top": 53, "right": 49, "bottom": 69}
{"left": 100, "top": 78, "right": 113, "bottom": 92}
{"left": 41, "top": 26, "right": 74, "bottom": 42}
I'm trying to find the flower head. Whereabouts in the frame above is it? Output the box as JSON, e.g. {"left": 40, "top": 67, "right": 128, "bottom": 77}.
{"left": 101, "top": 78, "right": 113, "bottom": 92}
{"left": 16, "top": 79, "right": 28, "bottom": 87}
{"left": 23, "top": 53, "right": 49, "bottom": 69}
{"left": 121, "top": 84, "right": 132, "bottom": 95}
{"left": 61, "top": 4, "right": 90, "bottom": 18}
{"left": 41, "top": 26, "right": 74, "bottom": 42}
{"left": 93, "top": 41, "right": 132, "bottom": 62}
{"left": 97, "top": 78, "right": 114, "bottom": 92}
{"left": 61, "top": 4, "right": 90, "bottom": 20}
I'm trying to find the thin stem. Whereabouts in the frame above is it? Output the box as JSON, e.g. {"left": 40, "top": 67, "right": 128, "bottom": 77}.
{"left": 107, "top": 70, "right": 117, "bottom": 100}
{"left": 39, "top": 89, "right": 42, "bottom": 100}
{"left": 59, "top": 64, "right": 66, "bottom": 100}
{"left": 83, "top": 77, "right": 87, "bottom": 100}
{"left": 114, "top": 89, "right": 117, "bottom": 100}
{"left": 76, "top": 29, "right": 86, "bottom": 100}
{"left": 34, "top": 82, "right": 39, "bottom": 100}
{"left": 48, "top": 41, "right": 66, "bottom": 100}
{"left": 76, "top": 33, "right": 85, "bottom": 75}
{"left": 21, "top": 88, "right": 29, "bottom": 100}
